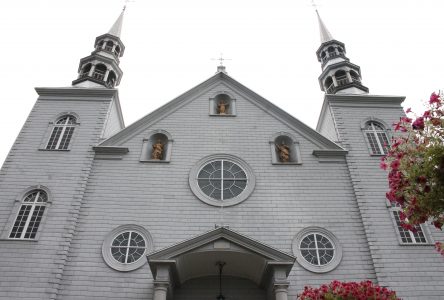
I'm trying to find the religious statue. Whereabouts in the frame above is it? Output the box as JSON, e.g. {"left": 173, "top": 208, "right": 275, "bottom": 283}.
{"left": 151, "top": 139, "right": 164, "bottom": 160}
{"left": 276, "top": 141, "right": 291, "bottom": 162}
{"left": 217, "top": 100, "right": 229, "bottom": 115}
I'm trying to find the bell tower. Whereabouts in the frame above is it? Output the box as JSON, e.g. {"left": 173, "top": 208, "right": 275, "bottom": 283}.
{"left": 72, "top": 8, "right": 125, "bottom": 88}
{"left": 315, "top": 11, "right": 368, "bottom": 95}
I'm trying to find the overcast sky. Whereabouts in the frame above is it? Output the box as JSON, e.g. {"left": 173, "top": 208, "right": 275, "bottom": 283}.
{"left": 0, "top": 0, "right": 443, "bottom": 165}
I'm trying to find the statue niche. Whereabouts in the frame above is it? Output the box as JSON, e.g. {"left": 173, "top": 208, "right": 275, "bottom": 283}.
{"left": 270, "top": 134, "right": 301, "bottom": 164}
{"left": 212, "top": 93, "right": 233, "bottom": 115}
{"left": 140, "top": 131, "right": 172, "bottom": 162}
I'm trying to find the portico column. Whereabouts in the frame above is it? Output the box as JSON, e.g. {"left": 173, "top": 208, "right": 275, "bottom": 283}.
{"left": 153, "top": 282, "right": 169, "bottom": 300}
{"left": 274, "top": 283, "right": 289, "bottom": 300}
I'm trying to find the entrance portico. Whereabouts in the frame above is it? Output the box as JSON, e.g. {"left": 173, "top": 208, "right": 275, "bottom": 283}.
{"left": 147, "top": 227, "right": 295, "bottom": 300}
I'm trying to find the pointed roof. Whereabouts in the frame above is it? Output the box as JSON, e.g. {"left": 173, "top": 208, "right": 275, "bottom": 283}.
{"left": 108, "top": 8, "right": 125, "bottom": 37}
{"left": 316, "top": 10, "right": 333, "bottom": 43}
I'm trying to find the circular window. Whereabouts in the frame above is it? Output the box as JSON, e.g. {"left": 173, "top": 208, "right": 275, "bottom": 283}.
{"left": 111, "top": 231, "right": 146, "bottom": 264}
{"left": 102, "top": 225, "right": 153, "bottom": 272}
{"left": 292, "top": 227, "right": 342, "bottom": 273}
{"left": 300, "top": 233, "right": 335, "bottom": 266}
{"left": 189, "top": 154, "right": 255, "bottom": 207}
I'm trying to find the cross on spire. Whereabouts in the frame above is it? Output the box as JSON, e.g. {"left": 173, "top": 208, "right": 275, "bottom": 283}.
{"left": 212, "top": 53, "right": 232, "bottom": 66}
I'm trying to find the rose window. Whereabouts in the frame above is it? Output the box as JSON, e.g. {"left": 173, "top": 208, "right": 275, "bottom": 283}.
{"left": 197, "top": 160, "right": 247, "bottom": 201}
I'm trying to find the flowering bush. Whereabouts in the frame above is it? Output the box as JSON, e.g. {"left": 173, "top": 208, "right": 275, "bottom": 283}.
{"left": 381, "top": 92, "right": 444, "bottom": 254}
{"left": 298, "top": 280, "right": 399, "bottom": 300}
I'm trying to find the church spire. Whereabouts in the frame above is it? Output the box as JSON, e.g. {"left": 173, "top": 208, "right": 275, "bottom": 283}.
{"left": 315, "top": 11, "right": 369, "bottom": 95}
{"left": 72, "top": 8, "right": 126, "bottom": 88}
{"left": 108, "top": 7, "right": 125, "bottom": 37}
{"left": 316, "top": 10, "right": 333, "bottom": 43}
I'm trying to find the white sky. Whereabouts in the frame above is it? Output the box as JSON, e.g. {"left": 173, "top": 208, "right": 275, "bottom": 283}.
{"left": 0, "top": 0, "right": 443, "bottom": 165}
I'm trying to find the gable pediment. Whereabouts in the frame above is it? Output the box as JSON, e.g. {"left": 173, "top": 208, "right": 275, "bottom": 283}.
{"left": 147, "top": 227, "right": 295, "bottom": 286}
{"left": 95, "top": 72, "right": 345, "bottom": 155}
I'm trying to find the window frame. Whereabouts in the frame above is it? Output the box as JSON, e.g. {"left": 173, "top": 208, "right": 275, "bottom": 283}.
{"left": 1, "top": 186, "right": 52, "bottom": 241}
{"left": 102, "top": 224, "right": 154, "bottom": 272}
{"left": 387, "top": 202, "right": 432, "bottom": 245}
{"left": 292, "top": 227, "right": 342, "bottom": 273}
{"left": 189, "top": 154, "right": 256, "bottom": 207}
{"left": 41, "top": 113, "right": 80, "bottom": 151}
{"left": 361, "top": 120, "right": 390, "bottom": 156}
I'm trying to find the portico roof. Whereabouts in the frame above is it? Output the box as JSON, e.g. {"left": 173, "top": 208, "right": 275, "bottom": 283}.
{"left": 147, "top": 227, "right": 295, "bottom": 287}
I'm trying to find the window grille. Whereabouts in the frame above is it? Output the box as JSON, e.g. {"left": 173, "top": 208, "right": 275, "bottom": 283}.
{"left": 111, "top": 231, "right": 146, "bottom": 264}
{"left": 9, "top": 190, "right": 48, "bottom": 239}
{"left": 299, "top": 233, "right": 335, "bottom": 266}
{"left": 364, "top": 122, "right": 389, "bottom": 155}
{"left": 197, "top": 160, "right": 247, "bottom": 201}
{"left": 390, "top": 203, "right": 427, "bottom": 244}
{"left": 46, "top": 115, "right": 77, "bottom": 150}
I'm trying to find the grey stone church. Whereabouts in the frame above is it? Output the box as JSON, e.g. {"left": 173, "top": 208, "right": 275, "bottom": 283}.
{"left": 0, "top": 8, "right": 443, "bottom": 300}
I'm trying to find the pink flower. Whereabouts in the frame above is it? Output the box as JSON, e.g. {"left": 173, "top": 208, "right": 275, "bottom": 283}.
{"left": 423, "top": 110, "right": 431, "bottom": 118}
{"left": 429, "top": 92, "right": 440, "bottom": 105}
{"left": 412, "top": 117, "right": 425, "bottom": 130}
{"left": 380, "top": 161, "right": 388, "bottom": 170}
{"left": 390, "top": 159, "right": 400, "bottom": 170}
{"left": 405, "top": 107, "right": 412, "bottom": 113}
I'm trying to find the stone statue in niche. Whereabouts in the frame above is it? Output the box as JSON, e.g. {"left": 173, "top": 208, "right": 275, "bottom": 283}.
{"left": 276, "top": 141, "right": 290, "bottom": 162}
{"left": 151, "top": 139, "right": 164, "bottom": 160}
{"left": 217, "top": 100, "right": 229, "bottom": 115}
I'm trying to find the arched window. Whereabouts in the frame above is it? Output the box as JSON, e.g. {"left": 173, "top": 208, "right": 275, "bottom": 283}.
{"left": 364, "top": 121, "right": 389, "bottom": 155}
{"left": 105, "top": 40, "right": 114, "bottom": 52}
{"left": 46, "top": 115, "right": 77, "bottom": 150}
{"left": 80, "top": 63, "right": 92, "bottom": 78}
{"left": 334, "top": 70, "right": 348, "bottom": 86}
{"left": 93, "top": 64, "right": 107, "bottom": 81}
{"left": 350, "top": 70, "right": 360, "bottom": 83}
{"left": 9, "top": 189, "right": 48, "bottom": 239}
{"left": 327, "top": 46, "right": 336, "bottom": 57}
{"left": 106, "top": 71, "right": 116, "bottom": 88}
{"left": 97, "top": 40, "right": 104, "bottom": 50}
{"left": 337, "top": 46, "right": 344, "bottom": 54}
{"left": 115, "top": 46, "right": 121, "bottom": 56}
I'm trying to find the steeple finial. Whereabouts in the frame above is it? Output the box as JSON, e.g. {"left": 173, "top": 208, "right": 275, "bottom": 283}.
{"left": 108, "top": 6, "right": 125, "bottom": 37}
{"left": 316, "top": 10, "right": 334, "bottom": 43}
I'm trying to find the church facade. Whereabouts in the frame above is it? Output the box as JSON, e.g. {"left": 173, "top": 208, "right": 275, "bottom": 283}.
{"left": 0, "top": 9, "right": 443, "bottom": 300}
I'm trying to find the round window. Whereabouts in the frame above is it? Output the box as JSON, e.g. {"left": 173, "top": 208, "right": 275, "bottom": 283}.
{"left": 189, "top": 154, "right": 255, "bottom": 207}
{"left": 292, "top": 227, "right": 342, "bottom": 273}
{"left": 299, "top": 233, "right": 335, "bottom": 266}
{"left": 198, "top": 160, "right": 247, "bottom": 200}
{"left": 102, "top": 225, "right": 153, "bottom": 272}
{"left": 111, "top": 231, "right": 146, "bottom": 264}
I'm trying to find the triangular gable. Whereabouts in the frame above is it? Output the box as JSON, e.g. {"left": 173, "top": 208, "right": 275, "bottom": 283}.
{"left": 148, "top": 227, "right": 295, "bottom": 262}
{"left": 98, "top": 72, "right": 345, "bottom": 152}
{"left": 147, "top": 227, "right": 295, "bottom": 286}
